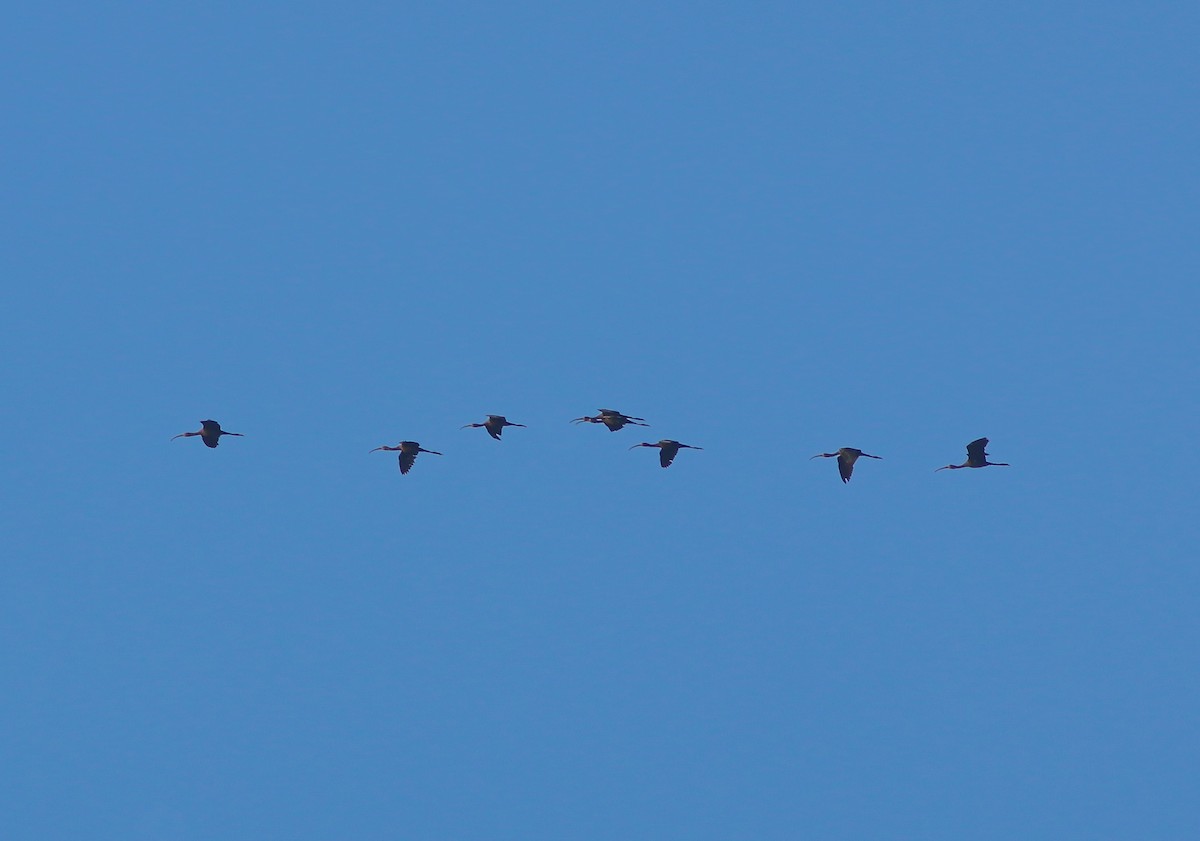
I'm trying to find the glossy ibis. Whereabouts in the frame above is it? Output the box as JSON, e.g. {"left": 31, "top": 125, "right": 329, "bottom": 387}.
{"left": 936, "top": 437, "right": 1009, "bottom": 472}
{"left": 629, "top": 439, "right": 702, "bottom": 468}
{"left": 171, "top": 419, "right": 243, "bottom": 449}
{"left": 370, "top": 441, "right": 443, "bottom": 474}
{"left": 571, "top": 408, "right": 649, "bottom": 432}
{"left": 810, "top": 447, "right": 882, "bottom": 483}
{"left": 461, "top": 415, "right": 526, "bottom": 440}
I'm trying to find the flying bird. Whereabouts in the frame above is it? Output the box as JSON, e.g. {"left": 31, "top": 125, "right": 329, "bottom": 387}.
{"left": 629, "top": 439, "right": 702, "bottom": 468}
{"left": 370, "top": 441, "right": 443, "bottom": 474}
{"left": 461, "top": 415, "right": 526, "bottom": 440}
{"left": 810, "top": 447, "right": 882, "bottom": 483}
{"left": 936, "top": 437, "right": 1010, "bottom": 472}
{"left": 571, "top": 408, "right": 649, "bottom": 432}
{"left": 171, "top": 419, "right": 243, "bottom": 448}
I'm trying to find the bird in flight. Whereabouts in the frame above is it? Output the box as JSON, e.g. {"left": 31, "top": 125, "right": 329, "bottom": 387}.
{"left": 936, "top": 437, "right": 1010, "bottom": 472}
{"left": 571, "top": 408, "right": 649, "bottom": 432}
{"left": 370, "top": 441, "right": 443, "bottom": 474}
{"left": 810, "top": 447, "right": 882, "bottom": 483}
{"left": 461, "top": 415, "right": 526, "bottom": 440}
{"left": 629, "top": 439, "right": 702, "bottom": 468}
{"left": 171, "top": 419, "right": 243, "bottom": 449}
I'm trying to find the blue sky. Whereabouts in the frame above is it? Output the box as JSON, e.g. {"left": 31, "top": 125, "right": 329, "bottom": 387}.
{"left": 3, "top": 3, "right": 1198, "bottom": 839}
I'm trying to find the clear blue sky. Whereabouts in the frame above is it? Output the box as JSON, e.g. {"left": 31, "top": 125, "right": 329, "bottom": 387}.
{"left": 3, "top": 3, "right": 1198, "bottom": 839}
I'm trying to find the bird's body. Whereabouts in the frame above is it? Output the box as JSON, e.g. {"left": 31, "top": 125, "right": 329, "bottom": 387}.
{"left": 171, "top": 419, "right": 243, "bottom": 448}
{"left": 461, "top": 414, "right": 526, "bottom": 440}
{"left": 572, "top": 408, "right": 649, "bottom": 432}
{"left": 936, "top": 437, "right": 1009, "bottom": 471}
{"left": 370, "top": 440, "right": 443, "bottom": 474}
{"left": 810, "top": 447, "right": 882, "bottom": 483}
{"left": 630, "top": 439, "right": 702, "bottom": 468}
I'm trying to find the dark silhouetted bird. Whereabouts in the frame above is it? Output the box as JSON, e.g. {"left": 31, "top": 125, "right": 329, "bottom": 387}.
{"left": 461, "top": 415, "right": 526, "bottom": 440}
{"left": 370, "top": 441, "right": 443, "bottom": 474}
{"left": 936, "top": 437, "right": 1009, "bottom": 472}
{"left": 171, "top": 419, "right": 243, "bottom": 449}
{"left": 571, "top": 408, "right": 649, "bottom": 431}
{"left": 810, "top": 447, "right": 882, "bottom": 483}
{"left": 629, "top": 439, "right": 702, "bottom": 468}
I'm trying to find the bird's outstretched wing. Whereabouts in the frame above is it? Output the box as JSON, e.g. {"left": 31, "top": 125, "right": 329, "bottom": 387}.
{"left": 837, "top": 454, "right": 854, "bottom": 482}
{"left": 966, "top": 438, "right": 989, "bottom": 464}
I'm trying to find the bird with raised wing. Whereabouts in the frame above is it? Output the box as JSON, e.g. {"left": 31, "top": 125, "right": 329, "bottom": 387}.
{"left": 629, "top": 439, "right": 702, "bottom": 468}
{"left": 461, "top": 415, "right": 526, "bottom": 440}
{"left": 936, "top": 437, "right": 1009, "bottom": 472}
{"left": 171, "top": 419, "right": 243, "bottom": 449}
{"left": 370, "top": 441, "right": 443, "bottom": 474}
{"left": 810, "top": 447, "right": 882, "bottom": 483}
{"left": 571, "top": 408, "right": 649, "bottom": 432}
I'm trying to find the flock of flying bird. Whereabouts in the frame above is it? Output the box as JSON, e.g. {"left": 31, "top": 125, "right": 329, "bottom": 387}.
{"left": 171, "top": 411, "right": 1011, "bottom": 481}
